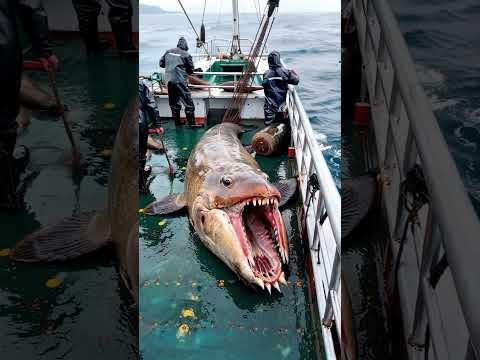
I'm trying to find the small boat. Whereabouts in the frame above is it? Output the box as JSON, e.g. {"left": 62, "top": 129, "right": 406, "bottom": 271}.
{"left": 141, "top": 1, "right": 341, "bottom": 359}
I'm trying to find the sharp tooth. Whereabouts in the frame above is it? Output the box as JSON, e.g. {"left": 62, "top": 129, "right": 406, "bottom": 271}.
{"left": 279, "top": 272, "right": 287, "bottom": 286}
{"left": 273, "top": 282, "right": 281, "bottom": 293}
{"left": 248, "top": 254, "right": 255, "bottom": 267}
{"left": 265, "top": 283, "right": 272, "bottom": 295}
{"left": 254, "top": 277, "right": 265, "bottom": 290}
{"left": 253, "top": 199, "right": 257, "bottom": 206}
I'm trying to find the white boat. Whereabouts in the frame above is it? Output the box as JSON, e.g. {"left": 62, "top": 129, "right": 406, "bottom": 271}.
{"left": 145, "top": 1, "right": 342, "bottom": 359}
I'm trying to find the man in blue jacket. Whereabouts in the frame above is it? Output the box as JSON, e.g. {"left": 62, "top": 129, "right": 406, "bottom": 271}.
{"left": 160, "top": 37, "right": 200, "bottom": 128}
{"left": 262, "top": 51, "right": 299, "bottom": 126}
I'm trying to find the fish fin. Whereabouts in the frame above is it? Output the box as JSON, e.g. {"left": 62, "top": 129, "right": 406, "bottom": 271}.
{"left": 11, "top": 212, "right": 111, "bottom": 262}
{"left": 144, "top": 193, "right": 186, "bottom": 215}
{"left": 274, "top": 178, "right": 297, "bottom": 207}
{"left": 341, "top": 173, "right": 377, "bottom": 239}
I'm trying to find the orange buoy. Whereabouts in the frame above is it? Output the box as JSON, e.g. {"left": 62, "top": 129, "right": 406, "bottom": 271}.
{"left": 252, "top": 123, "right": 289, "bottom": 156}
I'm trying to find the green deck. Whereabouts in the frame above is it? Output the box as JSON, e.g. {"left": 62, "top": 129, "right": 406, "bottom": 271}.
{"left": 0, "top": 35, "right": 137, "bottom": 359}
{"left": 139, "top": 120, "right": 323, "bottom": 359}
{"left": 201, "top": 59, "right": 263, "bottom": 85}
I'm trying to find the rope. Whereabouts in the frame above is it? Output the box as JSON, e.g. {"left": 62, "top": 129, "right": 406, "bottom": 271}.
{"left": 254, "top": 0, "right": 261, "bottom": 22}
{"left": 393, "top": 165, "right": 430, "bottom": 311}
{"left": 176, "top": 0, "right": 210, "bottom": 56}
{"left": 202, "top": 0, "right": 207, "bottom": 24}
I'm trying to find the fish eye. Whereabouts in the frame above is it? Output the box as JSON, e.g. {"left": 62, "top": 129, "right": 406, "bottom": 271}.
{"left": 221, "top": 176, "right": 233, "bottom": 187}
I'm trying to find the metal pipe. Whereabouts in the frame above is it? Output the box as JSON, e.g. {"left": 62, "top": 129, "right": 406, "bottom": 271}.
{"left": 231, "top": 0, "right": 241, "bottom": 57}
{"left": 292, "top": 88, "right": 341, "bottom": 246}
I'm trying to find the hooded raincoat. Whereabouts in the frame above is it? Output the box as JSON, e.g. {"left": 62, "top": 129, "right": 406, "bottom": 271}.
{"left": 262, "top": 51, "right": 299, "bottom": 125}
{"left": 159, "top": 37, "right": 195, "bottom": 121}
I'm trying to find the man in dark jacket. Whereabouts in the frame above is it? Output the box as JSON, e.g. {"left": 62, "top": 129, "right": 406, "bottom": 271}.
{"left": 262, "top": 51, "right": 299, "bottom": 126}
{"left": 0, "top": 0, "right": 58, "bottom": 209}
{"left": 72, "top": 0, "right": 136, "bottom": 54}
{"left": 160, "top": 37, "right": 200, "bottom": 128}
{"left": 138, "top": 79, "right": 163, "bottom": 193}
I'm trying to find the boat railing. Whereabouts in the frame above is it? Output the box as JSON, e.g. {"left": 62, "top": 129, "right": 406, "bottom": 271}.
{"left": 204, "top": 38, "right": 253, "bottom": 55}
{"left": 287, "top": 86, "right": 341, "bottom": 359}
{"left": 353, "top": 0, "right": 480, "bottom": 357}
{"left": 198, "top": 38, "right": 269, "bottom": 57}
{"left": 193, "top": 71, "right": 263, "bottom": 83}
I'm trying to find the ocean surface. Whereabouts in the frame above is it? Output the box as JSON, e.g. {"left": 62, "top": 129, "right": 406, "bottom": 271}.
{"left": 140, "top": 11, "right": 341, "bottom": 184}
{"left": 391, "top": 0, "right": 480, "bottom": 214}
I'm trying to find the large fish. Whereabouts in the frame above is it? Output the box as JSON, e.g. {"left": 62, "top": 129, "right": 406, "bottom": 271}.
{"left": 11, "top": 99, "right": 139, "bottom": 301}
{"left": 144, "top": 123, "right": 296, "bottom": 293}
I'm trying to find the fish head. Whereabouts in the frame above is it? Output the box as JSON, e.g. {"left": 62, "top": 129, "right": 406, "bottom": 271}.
{"left": 190, "top": 164, "right": 288, "bottom": 291}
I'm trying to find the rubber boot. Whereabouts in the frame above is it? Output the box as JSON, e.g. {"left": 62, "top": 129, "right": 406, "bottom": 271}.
{"left": 110, "top": 18, "right": 138, "bottom": 55}
{"left": 172, "top": 110, "right": 183, "bottom": 127}
{"left": 187, "top": 112, "right": 202, "bottom": 129}
{"left": 76, "top": 11, "right": 111, "bottom": 52}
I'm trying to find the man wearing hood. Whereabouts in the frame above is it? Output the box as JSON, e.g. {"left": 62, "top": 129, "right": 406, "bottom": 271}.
{"left": 262, "top": 51, "right": 299, "bottom": 126}
{"left": 160, "top": 37, "right": 200, "bottom": 128}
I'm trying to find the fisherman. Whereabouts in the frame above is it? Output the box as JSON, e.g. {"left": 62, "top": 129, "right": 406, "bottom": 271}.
{"left": 0, "top": 0, "right": 58, "bottom": 209}
{"left": 72, "top": 0, "right": 137, "bottom": 54}
{"left": 160, "top": 37, "right": 201, "bottom": 128}
{"left": 262, "top": 51, "right": 299, "bottom": 126}
{"left": 138, "top": 79, "right": 163, "bottom": 193}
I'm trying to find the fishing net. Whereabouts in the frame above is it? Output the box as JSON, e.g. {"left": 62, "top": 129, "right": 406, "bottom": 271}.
{"left": 222, "top": 3, "right": 278, "bottom": 123}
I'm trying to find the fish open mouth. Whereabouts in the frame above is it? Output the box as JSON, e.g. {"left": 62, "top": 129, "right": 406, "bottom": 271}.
{"left": 226, "top": 196, "right": 288, "bottom": 293}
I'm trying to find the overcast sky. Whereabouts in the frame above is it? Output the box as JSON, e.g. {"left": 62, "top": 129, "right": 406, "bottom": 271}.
{"left": 140, "top": 0, "right": 340, "bottom": 13}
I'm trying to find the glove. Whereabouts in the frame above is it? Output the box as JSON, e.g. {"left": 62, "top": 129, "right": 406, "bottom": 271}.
{"left": 39, "top": 54, "right": 59, "bottom": 72}
{"left": 148, "top": 127, "right": 164, "bottom": 135}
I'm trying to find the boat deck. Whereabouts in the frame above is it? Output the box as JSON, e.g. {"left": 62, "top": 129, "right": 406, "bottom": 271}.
{"left": 0, "top": 34, "right": 137, "bottom": 359}
{"left": 139, "top": 118, "right": 324, "bottom": 360}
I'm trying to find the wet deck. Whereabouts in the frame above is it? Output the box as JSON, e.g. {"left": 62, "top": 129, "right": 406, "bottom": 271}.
{"left": 139, "top": 119, "right": 323, "bottom": 360}
{"left": 0, "top": 36, "right": 137, "bottom": 359}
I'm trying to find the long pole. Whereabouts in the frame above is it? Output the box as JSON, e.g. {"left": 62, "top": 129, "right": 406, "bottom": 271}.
{"left": 47, "top": 68, "right": 81, "bottom": 166}
{"left": 231, "top": 0, "right": 241, "bottom": 57}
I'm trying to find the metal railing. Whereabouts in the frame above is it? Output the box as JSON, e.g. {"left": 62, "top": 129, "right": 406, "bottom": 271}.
{"left": 353, "top": 0, "right": 480, "bottom": 358}
{"left": 204, "top": 38, "right": 256, "bottom": 55}
{"left": 287, "top": 87, "right": 341, "bottom": 360}
{"left": 193, "top": 71, "right": 263, "bottom": 83}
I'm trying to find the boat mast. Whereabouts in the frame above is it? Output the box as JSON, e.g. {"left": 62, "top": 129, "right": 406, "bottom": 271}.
{"left": 231, "top": 0, "right": 241, "bottom": 58}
